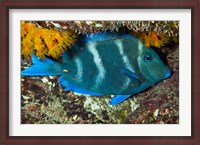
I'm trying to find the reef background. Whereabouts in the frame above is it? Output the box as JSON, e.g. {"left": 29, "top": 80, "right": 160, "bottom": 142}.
{"left": 21, "top": 21, "right": 179, "bottom": 124}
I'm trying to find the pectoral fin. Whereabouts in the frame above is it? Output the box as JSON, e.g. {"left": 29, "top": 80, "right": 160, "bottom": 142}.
{"left": 120, "top": 67, "right": 142, "bottom": 85}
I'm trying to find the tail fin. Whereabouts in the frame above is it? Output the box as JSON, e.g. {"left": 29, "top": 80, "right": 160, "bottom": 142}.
{"left": 21, "top": 54, "right": 62, "bottom": 76}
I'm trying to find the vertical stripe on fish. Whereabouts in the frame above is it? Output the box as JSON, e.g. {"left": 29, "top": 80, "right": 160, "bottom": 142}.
{"left": 74, "top": 57, "right": 83, "bottom": 81}
{"left": 114, "top": 40, "right": 133, "bottom": 90}
{"left": 138, "top": 40, "right": 144, "bottom": 55}
{"left": 87, "top": 43, "right": 106, "bottom": 89}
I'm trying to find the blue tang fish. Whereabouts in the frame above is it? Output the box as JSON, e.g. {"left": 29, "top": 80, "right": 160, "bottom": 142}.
{"left": 22, "top": 32, "right": 171, "bottom": 105}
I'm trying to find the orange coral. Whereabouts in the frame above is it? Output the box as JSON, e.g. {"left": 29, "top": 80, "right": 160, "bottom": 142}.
{"left": 21, "top": 21, "right": 77, "bottom": 59}
{"left": 139, "top": 31, "right": 170, "bottom": 48}
{"left": 130, "top": 31, "right": 171, "bottom": 48}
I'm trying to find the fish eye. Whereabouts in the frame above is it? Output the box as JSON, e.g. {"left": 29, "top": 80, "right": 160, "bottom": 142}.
{"left": 144, "top": 54, "right": 153, "bottom": 62}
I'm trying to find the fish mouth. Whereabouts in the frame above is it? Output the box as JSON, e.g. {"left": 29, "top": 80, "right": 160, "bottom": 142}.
{"left": 164, "top": 69, "right": 172, "bottom": 78}
{"left": 146, "top": 67, "right": 171, "bottom": 83}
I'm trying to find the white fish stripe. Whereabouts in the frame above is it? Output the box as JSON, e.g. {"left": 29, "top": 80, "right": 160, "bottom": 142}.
{"left": 138, "top": 41, "right": 143, "bottom": 55}
{"left": 74, "top": 58, "right": 83, "bottom": 81}
{"left": 88, "top": 44, "right": 106, "bottom": 88}
{"left": 115, "top": 40, "right": 134, "bottom": 71}
{"left": 115, "top": 40, "right": 134, "bottom": 89}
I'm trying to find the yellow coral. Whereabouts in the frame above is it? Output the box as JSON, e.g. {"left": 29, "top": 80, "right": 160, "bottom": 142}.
{"left": 21, "top": 21, "right": 77, "bottom": 59}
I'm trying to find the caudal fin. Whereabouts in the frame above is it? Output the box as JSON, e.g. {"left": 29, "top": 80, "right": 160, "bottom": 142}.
{"left": 21, "top": 54, "right": 62, "bottom": 76}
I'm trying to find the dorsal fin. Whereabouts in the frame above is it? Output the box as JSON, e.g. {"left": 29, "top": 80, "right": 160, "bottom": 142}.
{"left": 85, "top": 32, "right": 134, "bottom": 44}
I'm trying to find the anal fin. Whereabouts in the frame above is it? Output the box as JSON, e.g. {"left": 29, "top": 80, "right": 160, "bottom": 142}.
{"left": 109, "top": 95, "right": 130, "bottom": 105}
{"left": 59, "top": 76, "right": 102, "bottom": 96}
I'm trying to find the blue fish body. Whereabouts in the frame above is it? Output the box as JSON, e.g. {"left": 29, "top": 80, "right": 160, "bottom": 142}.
{"left": 22, "top": 32, "right": 171, "bottom": 105}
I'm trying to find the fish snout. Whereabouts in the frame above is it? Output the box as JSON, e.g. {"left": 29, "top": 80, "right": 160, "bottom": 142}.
{"left": 164, "top": 69, "right": 172, "bottom": 79}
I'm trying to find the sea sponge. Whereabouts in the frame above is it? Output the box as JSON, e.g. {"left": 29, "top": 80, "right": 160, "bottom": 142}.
{"left": 21, "top": 21, "right": 77, "bottom": 59}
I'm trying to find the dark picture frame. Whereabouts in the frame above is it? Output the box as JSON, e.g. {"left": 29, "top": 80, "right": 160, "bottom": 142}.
{"left": 1, "top": 0, "right": 199, "bottom": 145}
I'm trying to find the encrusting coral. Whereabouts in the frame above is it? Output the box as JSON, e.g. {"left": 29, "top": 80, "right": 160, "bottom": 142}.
{"left": 21, "top": 21, "right": 77, "bottom": 59}
{"left": 33, "top": 21, "right": 179, "bottom": 49}
{"left": 37, "top": 21, "right": 179, "bottom": 37}
{"left": 130, "top": 31, "right": 172, "bottom": 48}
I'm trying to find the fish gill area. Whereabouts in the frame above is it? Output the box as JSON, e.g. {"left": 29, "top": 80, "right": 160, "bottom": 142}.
{"left": 21, "top": 21, "right": 179, "bottom": 124}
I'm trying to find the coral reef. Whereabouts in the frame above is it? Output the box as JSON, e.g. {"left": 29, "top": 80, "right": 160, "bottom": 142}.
{"left": 21, "top": 75, "right": 140, "bottom": 124}
{"left": 21, "top": 21, "right": 179, "bottom": 124}
{"left": 130, "top": 31, "right": 171, "bottom": 48}
{"left": 21, "top": 21, "right": 179, "bottom": 59}
{"left": 21, "top": 21, "right": 77, "bottom": 59}
{"left": 34, "top": 21, "right": 179, "bottom": 48}
{"left": 36, "top": 21, "right": 179, "bottom": 37}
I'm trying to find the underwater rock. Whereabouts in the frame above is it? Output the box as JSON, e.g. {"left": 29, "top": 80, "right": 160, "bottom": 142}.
{"left": 124, "top": 45, "right": 179, "bottom": 124}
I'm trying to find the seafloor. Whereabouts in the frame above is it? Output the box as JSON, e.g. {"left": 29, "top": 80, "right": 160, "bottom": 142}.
{"left": 21, "top": 44, "right": 179, "bottom": 124}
